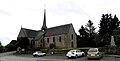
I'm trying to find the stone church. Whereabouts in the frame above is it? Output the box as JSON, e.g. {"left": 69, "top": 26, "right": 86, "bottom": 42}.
{"left": 17, "top": 9, "right": 77, "bottom": 49}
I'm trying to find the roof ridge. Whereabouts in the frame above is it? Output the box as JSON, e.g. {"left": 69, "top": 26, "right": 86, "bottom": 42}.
{"left": 22, "top": 28, "right": 38, "bottom": 32}
{"left": 48, "top": 23, "right": 72, "bottom": 29}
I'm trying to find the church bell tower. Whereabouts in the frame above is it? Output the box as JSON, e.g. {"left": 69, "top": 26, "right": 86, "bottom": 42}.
{"left": 41, "top": 9, "right": 47, "bottom": 31}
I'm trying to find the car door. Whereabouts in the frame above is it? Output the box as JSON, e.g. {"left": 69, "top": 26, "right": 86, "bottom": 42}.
{"left": 77, "top": 50, "right": 82, "bottom": 56}
{"left": 38, "top": 51, "right": 43, "bottom": 56}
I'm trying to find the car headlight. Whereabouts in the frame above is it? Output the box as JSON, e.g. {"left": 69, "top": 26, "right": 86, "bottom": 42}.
{"left": 97, "top": 54, "right": 99, "bottom": 56}
{"left": 97, "top": 53, "right": 100, "bottom": 56}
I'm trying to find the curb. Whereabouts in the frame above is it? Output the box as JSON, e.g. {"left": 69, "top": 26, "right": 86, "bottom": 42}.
{"left": 105, "top": 55, "right": 120, "bottom": 58}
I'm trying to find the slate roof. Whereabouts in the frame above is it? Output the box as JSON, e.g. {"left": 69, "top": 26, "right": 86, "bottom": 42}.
{"left": 34, "top": 31, "right": 44, "bottom": 40}
{"left": 45, "top": 23, "right": 72, "bottom": 36}
{"left": 22, "top": 28, "right": 39, "bottom": 38}
{"left": 20, "top": 23, "right": 73, "bottom": 38}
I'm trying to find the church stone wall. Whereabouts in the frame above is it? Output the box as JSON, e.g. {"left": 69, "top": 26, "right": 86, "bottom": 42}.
{"left": 66, "top": 25, "right": 77, "bottom": 48}
{"left": 44, "top": 34, "right": 66, "bottom": 48}
{"left": 44, "top": 25, "right": 77, "bottom": 49}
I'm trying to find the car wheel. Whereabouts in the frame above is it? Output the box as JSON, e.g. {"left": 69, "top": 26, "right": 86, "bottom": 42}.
{"left": 98, "top": 57, "right": 100, "bottom": 60}
{"left": 75, "top": 55, "right": 78, "bottom": 58}
{"left": 82, "top": 54, "right": 84, "bottom": 57}
{"left": 67, "top": 57, "right": 71, "bottom": 59}
{"left": 88, "top": 58, "right": 89, "bottom": 60}
{"left": 33, "top": 55, "right": 37, "bottom": 57}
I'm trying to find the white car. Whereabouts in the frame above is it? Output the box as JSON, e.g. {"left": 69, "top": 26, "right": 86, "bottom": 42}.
{"left": 33, "top": 51, "right": 46, "bottom": 57}
{"left": 87, "top": 48, "right": 104, "bottom": 59}
{"left": 66, "top": 50, "right": 85, "bottom": 58}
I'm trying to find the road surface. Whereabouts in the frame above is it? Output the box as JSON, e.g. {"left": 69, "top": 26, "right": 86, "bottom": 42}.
{"left": 0, "top": 54, "right": 120, "bottom": 61}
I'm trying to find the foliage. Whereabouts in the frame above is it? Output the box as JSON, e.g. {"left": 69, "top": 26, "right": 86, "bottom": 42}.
{"left": 5, "top": 44, "right": 14, "bottom": 51}
{"left": 16, "top": 37, "right": 30, "bottom": 50}
{"left": 49, "top": 43, "right": 55, "bottom": 49}
{"left": 78, "top": 20, "right": 96, "bottom": 47}
{"left": 99, "top": 14, "right": 120, "bottom": 46}
{"left": 112, "top": 28, "right": 120, "bottom": 45}
{"left": 99, "top": 14, "right": 119, "bottom": 36}
{"left": 85, "top": 20, "right": 96, "bottom": 47}
{"left": 78, "top": 25, "right": 89, "bottom": 47}
{"left": 79, "top": 25, "right": 89, "bottom": 38}
{"left": 0, "top": 45, "right": 4, "bottom": 53}
{"left": 0, "top": 41, "right": 5, "bottom": 53}
{"left": 85, "top": 20, "right": 96, "bottom": 38}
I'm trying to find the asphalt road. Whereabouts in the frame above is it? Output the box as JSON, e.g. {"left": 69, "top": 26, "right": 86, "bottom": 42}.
{"left": 0, "top": 51, "right": 16, "bottom": 57}
{"left": 0, "top": 54, "right": 120, "bottom": 61}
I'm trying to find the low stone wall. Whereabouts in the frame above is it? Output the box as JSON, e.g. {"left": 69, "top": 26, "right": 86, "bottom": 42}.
{"left": 100, "top": 46, "right": 120, "bottom": 55}
{"left": 41, "top": 48, "right": 89, "bottom": 55}
{"left": 46, "top": 47, "right": 120, "bottom": 55}
{"left": 44, "top": 49, "right": 69, "bottom": 55}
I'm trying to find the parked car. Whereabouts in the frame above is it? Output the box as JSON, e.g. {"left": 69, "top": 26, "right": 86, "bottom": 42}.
{"left": 66, "top": 50, "right": 85, "bottom": 58}
{"left": 87, "top": 48, "right": 104, "bottom": 59}
{"left": 33, "top": 51, "right": 46, "bottom": 57}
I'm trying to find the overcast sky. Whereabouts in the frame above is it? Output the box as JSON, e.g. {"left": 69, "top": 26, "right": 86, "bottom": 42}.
{"left": 0, "top": 0, "right": 120, "bottom": 46}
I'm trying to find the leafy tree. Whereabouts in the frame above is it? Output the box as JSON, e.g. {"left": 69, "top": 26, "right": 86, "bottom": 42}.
{"left": 85, "top": 20, "right": 96, "bottom": 47}
{"left": 112, "top": 28, "right": 120, "bottom": 45}
{"left": 5, "top": 44, "right": 14, "bottom": 51}
{"left": 5, "top": 40, "right": 17, "bottom": 51}
{"left": 78, "top": 25, "right": 89, "bottom": 47}
{"left": 0, "top": 41, "right": 4, "bottom": 52}
{"left": 99, "top": 14, "right": 119, "bottom": 37}
{"left": 112, "top": 15, "right": 120, "bottom": 30}
{"left": 79, "top": 25, "right": 88, "bottom": 38}
{"left": 99, "top": 14, "right": 120, "bottom": 46}
{"left": 85, "top": 20, "right": 96, "bottom": 38}
{"left": 16, "top": 37, "right": 29, "bottom": 50}
{"left": 49, "top": 43, "right": 55, "bottom": 49}
{"left": 78, "top": 20, "right": 96, "bottom": 47}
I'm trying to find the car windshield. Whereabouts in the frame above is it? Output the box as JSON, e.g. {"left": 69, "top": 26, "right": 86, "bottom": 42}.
{"left": 88, "top": 49, "right": 97, "bottom": 52}
{"left": 70, "top": 50, "right": 75, "bottom": 52}
{"left": 36, "top": 51, "right": 42, "bottom": 53}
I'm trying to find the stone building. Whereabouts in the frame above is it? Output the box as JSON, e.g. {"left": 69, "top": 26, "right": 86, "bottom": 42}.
{"left": 17, "top": 9, "right": 77, "bottom": 49}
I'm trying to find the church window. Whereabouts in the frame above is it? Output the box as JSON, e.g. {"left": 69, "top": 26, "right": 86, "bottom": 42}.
{"left": 59, "top": 36, "right": 62, "bottom": 42}
{"left": 71, "top": 41, "right": 74, "bottom": 48}
{"left": 47, "top": 38, "right": 49, "bottom": 43}
{"left": 41, "top": 40, "right": 42, "bottom": 43}
{"left": 53, "top": 37, "right": 55, "bottom": 43}
{"left": 71, "top": 34, "right": 73, "bottom": 40}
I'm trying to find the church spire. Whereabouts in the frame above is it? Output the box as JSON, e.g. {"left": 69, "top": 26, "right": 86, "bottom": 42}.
{"left": 41, "top": 9, "right": 47, "bottom": 31}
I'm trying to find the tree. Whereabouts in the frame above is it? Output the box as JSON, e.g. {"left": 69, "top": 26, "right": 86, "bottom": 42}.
{"left": 99, "top": 14, "right": 119, "bottom": 37}
{"left": 111, "top": 15, "right": 120, "bottom": 31}
{"left": 16, "top": 37, "right": 29, "bottom": 50}
{"left": 5, "top": 44, "right": 14, "bottom": 51}
{"left": 5, "top": 40, "right": 17, "bottom": 51}
{"left": 112, "top": 28, "right": 120, "bottom": 46}
{"left": 78, "top": 25, "right": 89, "bottom": 47}
{"left": 0, "top": 41, "right": 4, "bottom": 52}
{"left": 78, "top": 20, "right": 96, "bottom": 47}
{"left": 99, "top": 14, "right": 120, "bottom": 46}
{"left": 85, "top": 20, "right": 96, "bottom": 47}
{"left": 85, "top": 20, "right": 96, "bottom": 38}
{"left": 79, "top": 25, "right": 88, "bottom": 38}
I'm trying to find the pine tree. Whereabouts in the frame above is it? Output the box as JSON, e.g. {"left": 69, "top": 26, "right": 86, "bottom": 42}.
{"left": 85, "top": 20, "right": 96, "bottom": 47}
{"left": 79, "top": 25, "right": 88, "bottom": 38}
{"left": 78, "top": 25, "right": 89, "bottom": 47}
{"left": 99, "top": 14, "right": 120, "bottom": 46}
